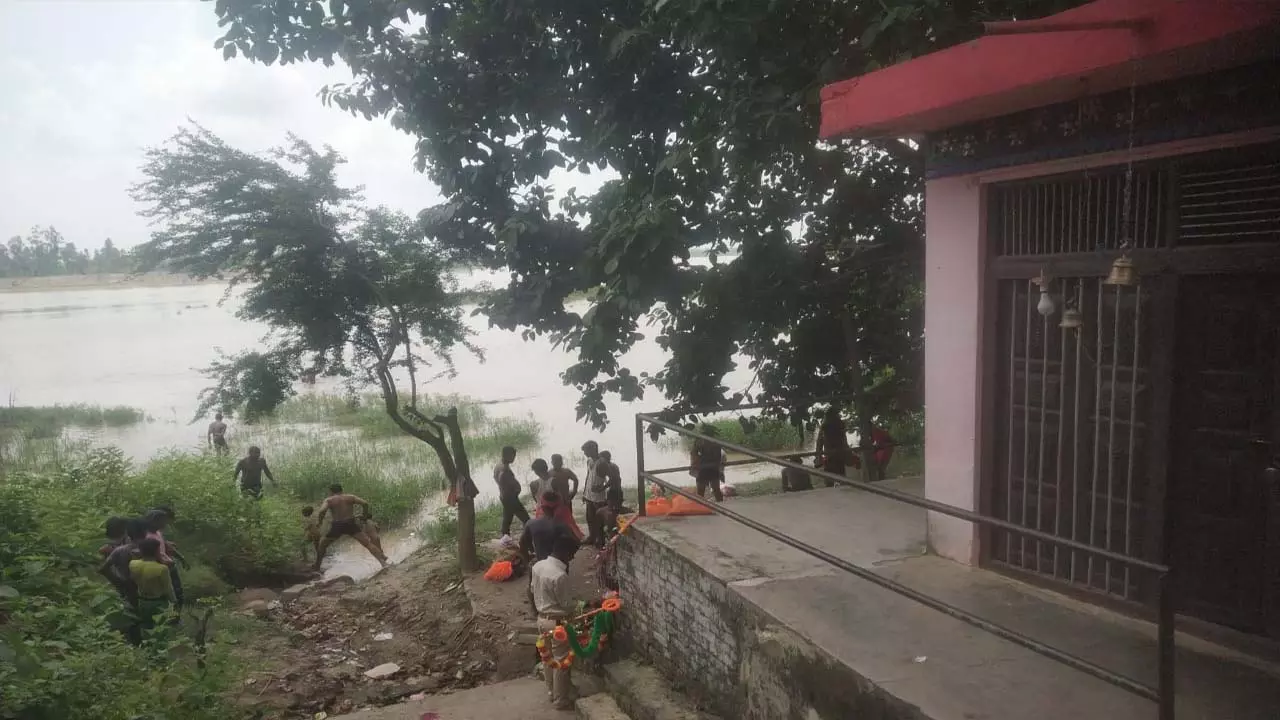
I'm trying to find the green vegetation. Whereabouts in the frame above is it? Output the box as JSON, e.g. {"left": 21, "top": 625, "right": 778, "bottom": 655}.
{"left": 271, "top": 392, "right": 539, "bottom": 458}
{"left": 0, "top": 403, "right": 148, "bottom": 439}
{"left": 680, "top": 417, "right": 806, "bottom": 453}
{"left": 729, "top": 448, "right": 925, "bottom": 499}
{"left": 0, "top": 453, "right": 251, "bottom": 720}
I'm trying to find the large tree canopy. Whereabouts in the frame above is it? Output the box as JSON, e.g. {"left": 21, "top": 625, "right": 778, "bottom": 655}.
{"left": 207, "top": 0, "right": 1079, "bottom": 433}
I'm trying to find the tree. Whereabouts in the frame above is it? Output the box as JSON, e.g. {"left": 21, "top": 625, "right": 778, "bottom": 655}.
{"left": 131, "top": 124, "right": 484, "bottom": 570}
{"left": 207, "top": 1, "right": 1080, "bottom": 474}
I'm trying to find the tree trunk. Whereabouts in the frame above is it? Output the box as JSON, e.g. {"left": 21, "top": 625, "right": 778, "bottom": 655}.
{"left": 839, "top": 309, "right": 879, "bottom": 484}
{"left": 440, "top": 409, "right": 479, "bottom": 573}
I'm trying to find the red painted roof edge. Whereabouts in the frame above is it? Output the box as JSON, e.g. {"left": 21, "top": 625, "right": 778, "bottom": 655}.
{"left": 819, "top": 0, "right": 1280, "bottom": 139}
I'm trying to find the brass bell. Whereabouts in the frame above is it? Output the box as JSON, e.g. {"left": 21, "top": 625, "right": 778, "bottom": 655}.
{"left": 1103, "top": 253, "right": 1137, "bottom": 286}
{"left": 1059, "top": 306, "right": 1083, "bottom": 329}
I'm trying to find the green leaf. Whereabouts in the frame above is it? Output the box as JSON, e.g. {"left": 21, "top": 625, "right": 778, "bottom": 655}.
{"left": 0, "top": 585, "right": 18, "bottom": 598}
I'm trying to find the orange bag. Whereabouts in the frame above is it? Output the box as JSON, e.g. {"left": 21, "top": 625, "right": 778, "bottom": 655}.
{"left": 668, "top": 495, "right": 714, "bottom": 516}
{"left": 645, "top": 497, "right": 672, "bottom": 516}
{"left": 483, "top": 560, "right": 514, "bottom": 582}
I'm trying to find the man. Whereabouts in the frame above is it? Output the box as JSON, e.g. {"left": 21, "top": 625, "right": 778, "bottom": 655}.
{"left": 233, "top": 445, "right": 275, "bottom": 498}
{"left": 494, "top": 445, "right": 530, "bottom": 537}
{"left": 130, "top": 537, "right": 176, "bottom": 632}
{"left": 532, "top": 534, "right": 581, "bottom": 711}
{"left": 549, "top": 454, "right": 579, "bottom": 507}
{"left": 207, "top": 413, "right": 229, "bottom": 455}
{"left": 313, "top": 483, "right": 387, "bottom": 571}
{"left": 99, "top": 518, "right": 147, "bottom": 602}
{"left": 689, "top": 425, "right": 726, "bottom": 502}
{"left": 532, "top": 461, "right": 584, "bottom": 540}
{"left": 521, "top": 491, "right": 577, "bottom": 562}
{"left": 814, "top": 407, "right": 850, "bottom": 487}
{"left": 144, "top": 508, "right": 189, "bottom": 611}
{"left": 580, "top": 440, "right": 606, "bottom": 545}
{"left": 780, "top": 454, "right": 815, "bottom": 492}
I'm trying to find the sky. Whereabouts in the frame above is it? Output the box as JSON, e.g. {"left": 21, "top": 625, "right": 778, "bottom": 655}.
{"left": 0, "top": 0, "right": 444, "bottom": 250}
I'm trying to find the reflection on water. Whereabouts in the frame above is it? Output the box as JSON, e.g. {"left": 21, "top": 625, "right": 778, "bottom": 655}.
{"left": 1, "top": 281, "right": 772, "bottom": 578}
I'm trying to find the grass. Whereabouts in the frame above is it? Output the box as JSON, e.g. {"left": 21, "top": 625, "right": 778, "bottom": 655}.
{"left": 270, "top": 392, "right": 539, "bottom": 457}
{"left": 0, "top": 403, "right": 148, "bottom": 440}
{"left": 678, "top": 416, "right": 806, "bottom": 453}
{"left": 727, "top": 449, "right": 926, "bottom": 498}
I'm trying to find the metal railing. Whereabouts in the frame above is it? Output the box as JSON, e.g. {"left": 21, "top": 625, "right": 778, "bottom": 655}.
{"left": 633, "top": 409, "right": 1175, "bottom": 720}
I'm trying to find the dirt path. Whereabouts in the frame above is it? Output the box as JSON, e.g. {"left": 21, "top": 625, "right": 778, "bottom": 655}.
{"left": 220, "top": 541, "right": 606, "bottom": 719}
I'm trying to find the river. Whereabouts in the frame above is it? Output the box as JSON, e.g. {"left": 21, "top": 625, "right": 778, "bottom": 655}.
{"left": 0, "top": 279, "right": 774, "bottom": 578}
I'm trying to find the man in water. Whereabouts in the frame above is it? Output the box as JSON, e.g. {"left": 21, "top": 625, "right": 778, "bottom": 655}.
{"left": 580, "top": 440, "right": 606, "bottom": 546}
{"left": 233, "top": 445, "right": 275, "bottom": 498}
{"left": 207, "top": 413, "right": 229, "bottom": 455}
{"left": 494, "top": 445, "right": 529, "bottom": 538}
{"left": 313, "top": 483, "right": 387, "bottom": 571}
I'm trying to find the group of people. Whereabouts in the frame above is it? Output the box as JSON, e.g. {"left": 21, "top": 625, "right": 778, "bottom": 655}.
{"left": 97, "top": 507, "right": 187, "bottom": 642}
{"left": 493, "top": 439, "right": 632, "bottom": 550}
{"left": 485, "top": 439, "right": 636, "bottom": 710}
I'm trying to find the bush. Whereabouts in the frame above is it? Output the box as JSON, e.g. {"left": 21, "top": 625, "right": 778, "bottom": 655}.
{"left": 0, "top": 481, "right": 236, "bottom": 720}
{"left": 680, "top": 416, "right": 805, "bottom": 453}
{"left": 273, "top": 442, "right": 438, "bottom": 529}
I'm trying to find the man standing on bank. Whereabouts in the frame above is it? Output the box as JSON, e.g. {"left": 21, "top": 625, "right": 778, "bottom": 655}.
{"left": 313, "top": 483, "right": 387, "bottom": 571}
{"left": 532, "top": 534, "right": 582, "bottom": 711}
{"left": 207, "top": 412, "right": 229, "bottom": 455}
{"left": 689, "top": 425, "right": 726, "bottom": 502}
{"left": 580, "top": 440, "right": 607, "bottom": 546}
{"left": 814, "top": 407, "right": 851, "bottom": 487}
{"left": 495, "top": 445, "right": 530, "bottom": 538}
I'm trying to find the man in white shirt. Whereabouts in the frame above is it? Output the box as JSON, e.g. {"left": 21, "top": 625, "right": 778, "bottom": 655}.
{"left": 532, "top": 535, "right": 581, "bottom": 710}
{"left": 580, "top": 440, "right": 606, "bottom": 546}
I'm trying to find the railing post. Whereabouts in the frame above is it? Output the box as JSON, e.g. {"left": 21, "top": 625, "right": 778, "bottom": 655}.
{"left": 636, "top": 414, "right": 647, "bottom": 516}
{"left": 1157, "top": 571, "right": 1176, "bottom": 720}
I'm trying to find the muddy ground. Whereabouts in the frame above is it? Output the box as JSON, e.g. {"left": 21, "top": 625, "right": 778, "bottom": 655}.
{"left": 218, "top": 542, "right": 604, "bottom": 719}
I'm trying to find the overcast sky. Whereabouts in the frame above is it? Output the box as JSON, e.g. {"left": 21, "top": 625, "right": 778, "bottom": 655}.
{"left": 0, "top": 0, "right": 445, "bottom": 250}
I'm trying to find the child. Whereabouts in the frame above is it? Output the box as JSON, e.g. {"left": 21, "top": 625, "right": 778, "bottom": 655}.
{"left": 98, "top": 516, "right": 130, "bottom": 557}
{"left": 360, "top": 512, "right": 383, "bottom": 556}
{"left": 144, "top": 509, "right": 189, "bottom": 611}
{"left": 129, "top": 537, "right": 176, "bottom": 631}
{"left": 301, "top": 506, "right": 321, "bottom": 562}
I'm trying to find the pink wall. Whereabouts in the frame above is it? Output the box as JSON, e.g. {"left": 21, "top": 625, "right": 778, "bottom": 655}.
{"left": 923, "top": 176, "right": 986, "bottom": 564}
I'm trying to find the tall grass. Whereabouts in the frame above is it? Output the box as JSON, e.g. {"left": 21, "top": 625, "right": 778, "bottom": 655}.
{"left": 0, "top": 403, "right": 148, "bottom": 440}
{"left": 271, "top": 392, "right": 539, "bottom": 458}
{"left": 678, "top": 416, "right": 806, "bottom": 452}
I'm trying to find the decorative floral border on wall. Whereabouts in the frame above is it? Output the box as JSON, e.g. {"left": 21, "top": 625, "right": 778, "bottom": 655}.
{"left": 926, "top": 61, "right": 1280, "bottom": 179}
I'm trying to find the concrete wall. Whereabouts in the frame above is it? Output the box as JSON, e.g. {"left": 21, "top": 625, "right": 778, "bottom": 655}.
{"left": 922, "top": 175, "right": 985, "bottom": 565}
{"left": 615, "top": 528, "right": 927, "bottom": 720}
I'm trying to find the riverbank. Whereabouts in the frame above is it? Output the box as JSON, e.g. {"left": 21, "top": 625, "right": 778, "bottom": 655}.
{"left": 0, "top": 271, "right": 221, "bottom": 293}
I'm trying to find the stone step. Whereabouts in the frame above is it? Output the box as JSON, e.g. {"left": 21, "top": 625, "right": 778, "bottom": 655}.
{"left": 575, "top": 693, "right": 633, "bottom": 720}
{"left": 603, "top": 660, "right": 721, "bottom": 720}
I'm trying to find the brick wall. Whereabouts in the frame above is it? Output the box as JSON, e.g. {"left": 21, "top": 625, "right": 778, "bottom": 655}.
{"left": 614, "top": 525, "right": 927, "bottom": 720}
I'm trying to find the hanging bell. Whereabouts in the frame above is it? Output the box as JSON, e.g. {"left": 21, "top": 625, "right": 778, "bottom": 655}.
{"left": 1103, "top": 253, "right": 1137, "bottom": 286}
{"left": 1059, "top": 306, "right": 1083, "bottom": 329}
{"left": 1031, "top": 273, "right": 1056, "bottom": 317}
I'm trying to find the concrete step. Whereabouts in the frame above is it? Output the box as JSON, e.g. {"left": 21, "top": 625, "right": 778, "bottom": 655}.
{"left": 603, "top": 660, "right": 721, "bottom": 720}
{"left": 576, "top": 693, "right": 633, "bottom": 720}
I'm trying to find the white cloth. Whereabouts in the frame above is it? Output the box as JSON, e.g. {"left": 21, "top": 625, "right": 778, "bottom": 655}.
{"left": 581, "top": 457, "right": 608, "bottom": 504}
{"left": 531, "top": 556, "right": 572, "bottom": 618}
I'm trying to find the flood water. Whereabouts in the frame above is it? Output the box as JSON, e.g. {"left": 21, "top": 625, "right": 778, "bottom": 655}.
{"left": 0, "top": 280, "right": 774, "bottom": 577}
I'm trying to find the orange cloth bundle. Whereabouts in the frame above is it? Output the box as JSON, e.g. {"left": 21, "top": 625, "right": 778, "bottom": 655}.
{"left": 645, "top": 497, "right": 672, "bottom": 516}
{"left": 483, "top": 559, "right": 514, "bottom": 582}
{"left": 668, "top": 495, "right": 714, "bottom": 516}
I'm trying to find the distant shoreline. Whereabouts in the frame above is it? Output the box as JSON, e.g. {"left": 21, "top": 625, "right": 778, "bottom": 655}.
{"left": 0, "top": 272, "right": 221, "bottom": 294}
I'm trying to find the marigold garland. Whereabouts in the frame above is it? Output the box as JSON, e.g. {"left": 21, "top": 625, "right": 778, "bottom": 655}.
{"left": 537, "top": 595, "right": 622, "bottom": 668}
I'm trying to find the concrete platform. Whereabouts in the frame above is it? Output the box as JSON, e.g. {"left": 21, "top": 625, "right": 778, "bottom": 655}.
{"left": 615, "top": 478, "right": 1280, "bottom": 720}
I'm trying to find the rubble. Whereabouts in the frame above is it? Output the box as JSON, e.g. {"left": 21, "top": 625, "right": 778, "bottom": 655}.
{"left": 364, "top": 663, "right": 402, "bottom": 680}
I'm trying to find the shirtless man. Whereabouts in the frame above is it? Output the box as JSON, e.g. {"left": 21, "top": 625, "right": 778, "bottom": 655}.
{"left": 207, "top": 413, "right": 229, "bottom": 455}
{"left": 233, "top": 446, "right": 275, "bottom": 498}
{"left": 549, "top": 454, "right": 580, "bottom": 506}
{"left": 313, "top": 483, "right": 387, "bottom": 571}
